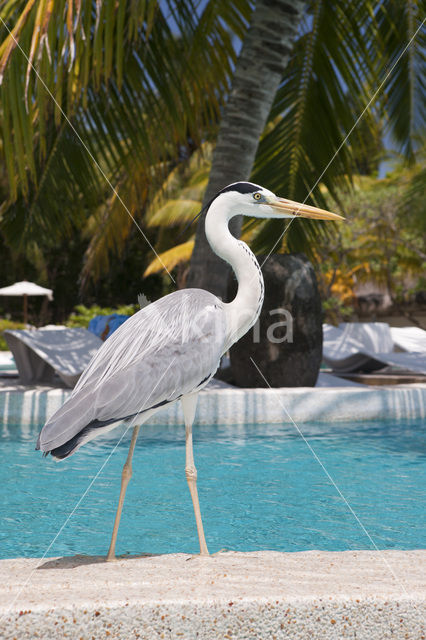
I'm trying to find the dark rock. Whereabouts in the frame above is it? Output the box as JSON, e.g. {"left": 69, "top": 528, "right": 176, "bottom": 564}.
{"left": 229, "top": 253, "right": 323, "bottom": 387}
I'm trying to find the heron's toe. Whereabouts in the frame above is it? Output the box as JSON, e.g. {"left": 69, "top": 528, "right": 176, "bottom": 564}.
{"left": 105, "top": 554, "right": 117, "bottom": 563}
{"left": 185, "top": 552, "right": 211, "bottom": 561}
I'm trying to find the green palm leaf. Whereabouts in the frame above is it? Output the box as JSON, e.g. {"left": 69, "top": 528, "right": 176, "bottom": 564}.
{"left": 250, "top": 0, "right": 382, "bottom": 258}
{"left": 377, "top": 0, "right": 425, "bottom": 162}
{"left": 0, "top": 0, "right": 249, "bottom": 260}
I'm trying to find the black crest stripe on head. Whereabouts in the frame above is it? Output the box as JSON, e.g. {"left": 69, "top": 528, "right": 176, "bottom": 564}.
{"left": 218, "top": 182, "right": 260, "bottom": 196}
{"left": 204, "top": 182, "right": 261, "bottom": 213}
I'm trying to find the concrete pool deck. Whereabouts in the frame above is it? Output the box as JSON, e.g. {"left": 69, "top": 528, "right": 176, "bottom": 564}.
{"left": 0, "top": 550, "right": 425, "bottom": 639}
{"left": 1, "top": 378, "right": 426, "bottom": 426}
{"left": 1, "top": 378, "right": 425, "bottom": 638}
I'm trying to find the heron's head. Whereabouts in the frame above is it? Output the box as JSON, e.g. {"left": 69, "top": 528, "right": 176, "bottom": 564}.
{"left": 210, "top": 181, "right": 344, "bottom": 221}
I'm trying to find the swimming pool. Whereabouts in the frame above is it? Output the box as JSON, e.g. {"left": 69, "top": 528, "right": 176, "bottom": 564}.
{"left": 0, "top": 419, "right": 424, "bottom": 559}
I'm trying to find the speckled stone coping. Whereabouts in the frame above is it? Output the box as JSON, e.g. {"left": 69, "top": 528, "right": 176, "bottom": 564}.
{"left": 0, "top": 381, "right": 426, "bottom": 427}
{"left": 0, "top": 551, "right": 424, "bottom": 639}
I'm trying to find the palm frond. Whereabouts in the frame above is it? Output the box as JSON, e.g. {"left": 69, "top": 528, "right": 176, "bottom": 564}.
{"left": 80, "top": 169, "right": 150, "bottom": 285}
{"left": 377, "top": 0, "right": 425, "bottom": 162}
{"left": 0, "top": 0, "right": 249, "bottom": 267}
{"left": 398, "top": 161, "right": 426, "bottom": 235}
{"left": 250, "top": 0, "right": 382, "bottom": 258}
{"left": 147, "top": 200, "right": 202, "bottom": 228}
{"left": 144, "top": 239, "right": 194, "bottom": 277}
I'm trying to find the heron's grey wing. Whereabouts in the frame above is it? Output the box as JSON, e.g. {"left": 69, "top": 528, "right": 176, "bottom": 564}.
{"left": 38, "top": 289, "right": 226, "bottom": 452}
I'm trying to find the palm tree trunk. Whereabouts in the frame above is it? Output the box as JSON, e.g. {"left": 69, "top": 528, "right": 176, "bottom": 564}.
{"left": 186, "top": 0, "right": 306, "bottom": 298}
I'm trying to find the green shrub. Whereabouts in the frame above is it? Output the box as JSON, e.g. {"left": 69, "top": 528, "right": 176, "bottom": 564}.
{"left": 66, "top": 304, "right": 139, "bottom": 328}
{"left": 0, "top": 319, "right": 26, "bottom": 350}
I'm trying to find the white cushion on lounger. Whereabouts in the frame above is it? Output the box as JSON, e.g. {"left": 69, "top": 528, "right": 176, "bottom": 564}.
{"left": 322, "top": 322, "right": 426, "bottom": 374}
{"left": 390, "top": 326, "right": 426, "bottom": 353}
{"left": 4, "top": 328, "right": 102, "bottom": 387}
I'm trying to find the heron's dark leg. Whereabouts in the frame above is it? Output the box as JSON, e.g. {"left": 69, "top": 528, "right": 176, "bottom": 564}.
{"left": 106, "top": 425, "right": 140, "bottom": 561}
{"left": 182, "top": 394, "right": 209, "bottom": 556}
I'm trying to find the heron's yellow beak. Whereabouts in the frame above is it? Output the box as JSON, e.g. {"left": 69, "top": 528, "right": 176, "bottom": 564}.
{"left": 267, "top": 196, "right": 344, "bottom": 221}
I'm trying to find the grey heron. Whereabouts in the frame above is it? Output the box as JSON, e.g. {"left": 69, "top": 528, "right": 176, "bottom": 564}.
{"left": 36, "top": 181, "right": 342, "bottom": 560}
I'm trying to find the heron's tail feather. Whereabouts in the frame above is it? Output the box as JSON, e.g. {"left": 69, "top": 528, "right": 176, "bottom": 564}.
{"left": 49, "top": 424, "right": 94, "bottom": 459}
{"left": 37, "top": 389, "right": 170, "bottom": 459}
{"left": 36, "top": 387, "right": 98, "bottom": 458}
{"left": 48, "top": 418, "right": 125, "bottom": 459}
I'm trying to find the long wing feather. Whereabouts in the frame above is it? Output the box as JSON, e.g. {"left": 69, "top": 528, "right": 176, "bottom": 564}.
{"left": 38, "top": 289, "right": 226, "bottom": 452}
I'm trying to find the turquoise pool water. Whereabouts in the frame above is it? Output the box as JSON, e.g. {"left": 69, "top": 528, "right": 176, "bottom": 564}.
{"left": 0, "top": 420, "right": 424, "bottom": 559}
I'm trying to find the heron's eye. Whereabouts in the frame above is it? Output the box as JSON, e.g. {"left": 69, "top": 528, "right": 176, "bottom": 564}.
{"left": 253, "top": 192, "right": 262, "bottom": 200}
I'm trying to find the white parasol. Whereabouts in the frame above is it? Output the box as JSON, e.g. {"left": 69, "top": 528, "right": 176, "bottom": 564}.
{"left": 0, "top": 280, "right": 53, "bottom": 323}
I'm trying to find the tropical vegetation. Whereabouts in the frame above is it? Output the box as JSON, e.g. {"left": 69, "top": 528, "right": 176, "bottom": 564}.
{"left": 0, "top": 0, "right": 424, "bottom": 327}
{"left": 317, "top": 164, "right": 426, "bottom": 326}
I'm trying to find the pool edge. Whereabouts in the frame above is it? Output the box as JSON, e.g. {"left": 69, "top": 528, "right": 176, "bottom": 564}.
{"left": 1, "top": 384, "right": 426, "bottom": 426}
{"left": 1, "top": 550, "right": 424, "bottom": 639}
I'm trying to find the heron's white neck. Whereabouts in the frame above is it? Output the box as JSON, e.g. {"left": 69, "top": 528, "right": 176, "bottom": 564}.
{"left": 205, "top": 199, "right": 264, "bottom": 348}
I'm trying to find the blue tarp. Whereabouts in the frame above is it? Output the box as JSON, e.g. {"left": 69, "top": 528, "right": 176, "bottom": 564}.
{"left": 88, "top": 314, "right": 129, "bottom": 340}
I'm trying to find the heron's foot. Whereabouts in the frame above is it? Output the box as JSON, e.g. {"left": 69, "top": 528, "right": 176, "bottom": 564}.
{"left": 211, "top": 548, "right": 232, "bottom": 557}
{"left": 185, "top": 551, "right": 210, "bottom": 561}
{"left": 105, "top": 553, "right": 117, "bottom": 563}
{"left": 186, "top": 548, "right": 233, "bottom": 560}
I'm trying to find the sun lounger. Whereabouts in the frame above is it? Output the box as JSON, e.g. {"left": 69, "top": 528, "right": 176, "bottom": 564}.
{"left": 323, "top": 322, "right": 426, "bottom": 375}
{"left": 4, "top": 328, "right": 102, "bottom": 387}
{"left": 368, "top": 352, "right": 426, "bottom": 375}
{"left": 390, "top": 326, "right": 426, "bottom": 353}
